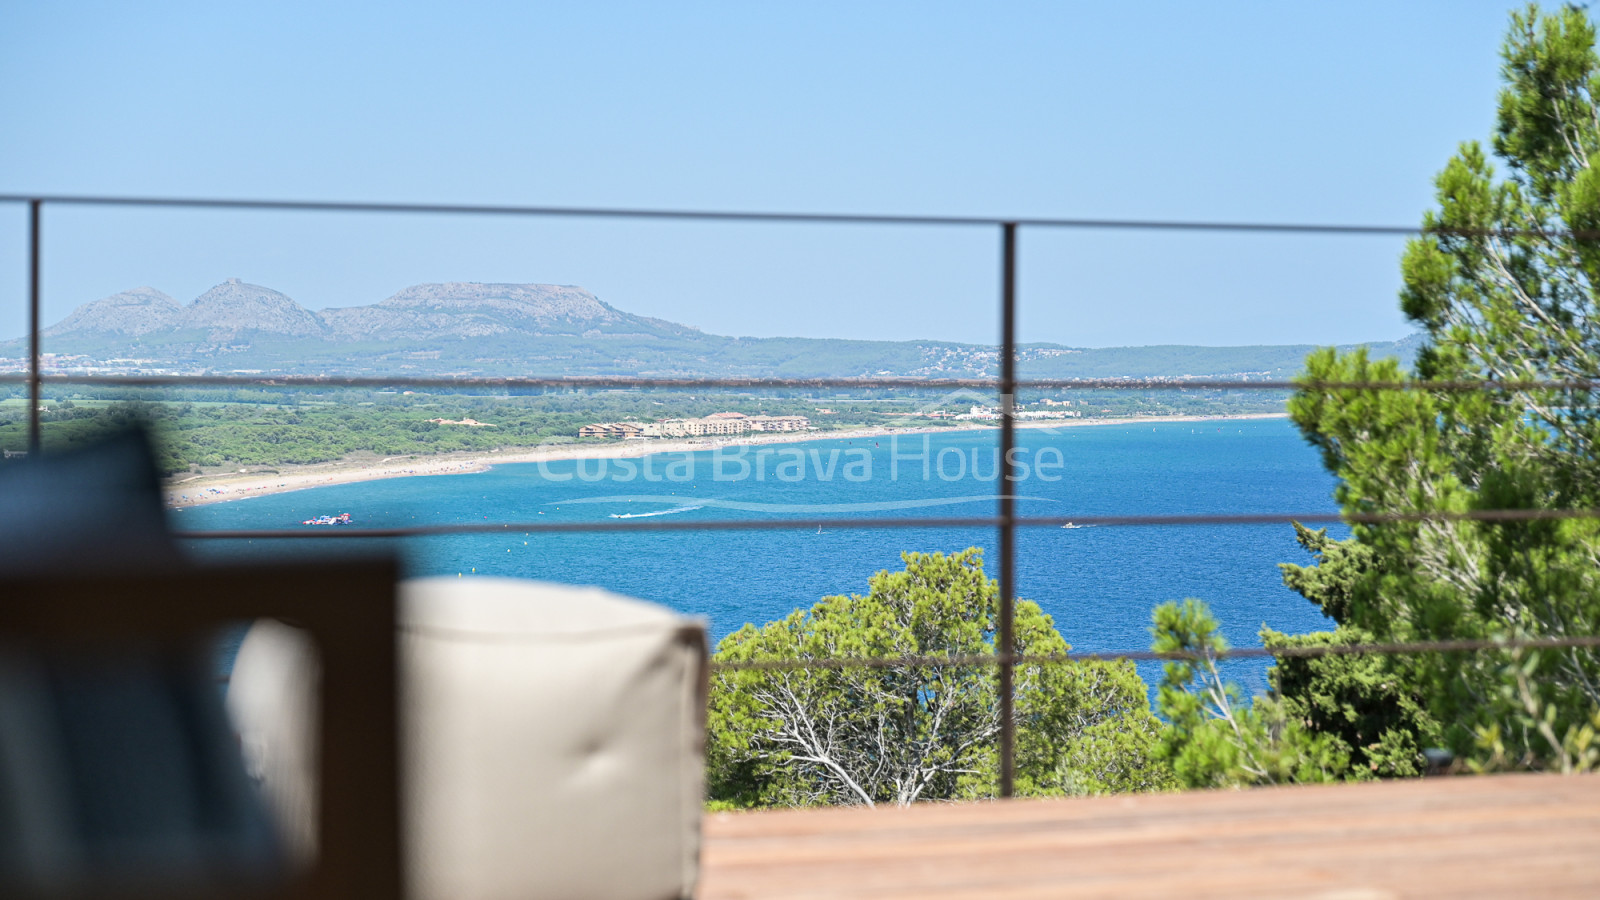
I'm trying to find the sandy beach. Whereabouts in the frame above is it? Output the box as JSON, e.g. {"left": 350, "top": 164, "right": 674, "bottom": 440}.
{"left": 163, "top": 413, "right": 1288, "bottom": 509}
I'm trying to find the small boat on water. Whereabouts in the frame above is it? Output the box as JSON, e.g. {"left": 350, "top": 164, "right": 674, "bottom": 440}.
{"left": 302, "top": 513, "right": 353, "bottom": 526}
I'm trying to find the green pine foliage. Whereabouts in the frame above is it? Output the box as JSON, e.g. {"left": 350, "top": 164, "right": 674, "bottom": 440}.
{"left": 1268, "top": 524, "right": 1442, "bottom": 780}
{"left": 707, "top": 549, "right": 1172, "bottom": 808}
{"left": 1149, "top": 598, "right": 1349, "bottom": 789}
{"left": 1189, "top": 3, "right": 1600, "bottom": 779}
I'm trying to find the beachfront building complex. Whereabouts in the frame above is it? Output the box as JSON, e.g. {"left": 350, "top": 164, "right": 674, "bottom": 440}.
{"left": 747, "top": 415, "right": 809, "bottom": 432}
{"left": 577, "top": 422, "right": 647, "bottom": 438}
{"left": 578, "top": 412, "right": 810, "bottom": 439}
{"left": 955, "top": 405, "right": 1082, "bottom": 421}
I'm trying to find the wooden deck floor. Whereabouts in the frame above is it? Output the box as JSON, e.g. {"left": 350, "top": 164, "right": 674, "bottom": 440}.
{"left": 699, "top": 773, "right": 1600, "bottom": 899}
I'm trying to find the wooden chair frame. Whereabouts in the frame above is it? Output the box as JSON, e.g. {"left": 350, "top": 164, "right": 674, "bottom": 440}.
{"left": 0, "top": 558, "right": 401, "bottom": 900}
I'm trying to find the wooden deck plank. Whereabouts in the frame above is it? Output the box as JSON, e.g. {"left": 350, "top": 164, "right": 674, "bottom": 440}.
{"left": 699, "top": 773, "right": 1600, "bottom": 899}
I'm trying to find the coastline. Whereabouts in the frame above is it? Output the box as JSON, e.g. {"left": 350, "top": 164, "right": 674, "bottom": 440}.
{"left": 163, "top": 412, "right": 1288, "bottom": 509}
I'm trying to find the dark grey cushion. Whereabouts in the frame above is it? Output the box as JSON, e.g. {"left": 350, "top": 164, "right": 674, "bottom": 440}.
{"left": 0, "top": 429, "right": 283, "bottom": 895}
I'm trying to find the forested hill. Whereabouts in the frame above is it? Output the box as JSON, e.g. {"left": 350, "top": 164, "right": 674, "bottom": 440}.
{"left": 5, "top": 279, "right": 1419, "bottom": 379}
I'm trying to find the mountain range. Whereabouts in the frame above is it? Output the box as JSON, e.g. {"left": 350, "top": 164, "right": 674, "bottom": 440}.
{"left": 4, "top": 280, "right": 1418, "bottom": 380}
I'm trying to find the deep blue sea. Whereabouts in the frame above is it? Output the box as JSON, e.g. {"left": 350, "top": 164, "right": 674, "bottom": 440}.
{"left": 185, "top": 417, "right": 1342, "bottom": 693}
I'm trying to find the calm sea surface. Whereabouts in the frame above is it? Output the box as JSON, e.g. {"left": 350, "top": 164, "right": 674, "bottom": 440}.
{"left": 187, "top": 417, "right": 1342, "bottom": 692}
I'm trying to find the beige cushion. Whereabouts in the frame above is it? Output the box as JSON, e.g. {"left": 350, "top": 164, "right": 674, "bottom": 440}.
{"left": 228, "top": 617, "right": 321, "bottom": 868}
{"left": 227, "top": 577, "right": 708, "bottom": 900}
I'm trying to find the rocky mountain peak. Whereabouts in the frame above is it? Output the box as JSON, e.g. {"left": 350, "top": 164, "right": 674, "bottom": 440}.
{"left": 42, "top": 287, "right": 181, "bottom": 337}
{"left": 318, "top": 282, "right": 642, "bottom": 341}
{"left": 376, "top": 283, "right": 620, "bottom": 320}
{"left": 184, "top": 280, "right": 325, "bottom": 338}
{"left": 24, "top": 274, "right": 703, "bottom": 360}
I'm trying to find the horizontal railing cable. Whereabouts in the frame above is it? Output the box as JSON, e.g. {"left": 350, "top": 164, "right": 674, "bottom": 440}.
{"left": 6, "top": 192, "right": 1600, "bottom": 241}
{"left": 708, "top": 634, "right": 1600, "bottom": 672}
{"left": 8, "top": 373, "right": 1600, "bottom": 392}
{"left": 171, "top": 507, "right": 1600, "bottom": 541}
{"left": 213, "top": 633, "right": 1600, "bottom": 687}
{"left": 0, "top": 192, "right": 1497, "bottom": 233}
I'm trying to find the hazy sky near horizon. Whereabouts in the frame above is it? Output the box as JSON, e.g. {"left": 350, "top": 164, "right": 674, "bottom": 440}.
{"left": 0, "top": 2, "right": 1526, "bottom": 348}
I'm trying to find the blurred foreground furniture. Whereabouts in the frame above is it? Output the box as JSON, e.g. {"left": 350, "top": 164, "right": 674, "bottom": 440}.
{"left": 0, "top": 432, "right": 402, "bottom": 899}
{"left": 0, "top": 562, "right": 402, "bottom": 900}
{"left": 229, "top": 576, "right": 709, "bottom": 900}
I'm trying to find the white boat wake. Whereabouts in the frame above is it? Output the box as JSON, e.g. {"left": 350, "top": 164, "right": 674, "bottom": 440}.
{"left": 569, "top": 495, "right": 1057, "bottom": 514}
{"left": 609, "top": 505, "right": 704, "bottom": 519}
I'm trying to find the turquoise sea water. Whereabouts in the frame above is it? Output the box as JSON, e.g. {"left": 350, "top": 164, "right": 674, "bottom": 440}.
{"left": 185, "top": 417, "right": 1342, "bottom": 692}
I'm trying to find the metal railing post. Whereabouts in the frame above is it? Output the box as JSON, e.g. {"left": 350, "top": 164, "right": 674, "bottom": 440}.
{"left": 27, "top": 199, "right": 41, "bottom": 456}
{"left": 998, "top": 222, "right": 1018, "bottom": 799}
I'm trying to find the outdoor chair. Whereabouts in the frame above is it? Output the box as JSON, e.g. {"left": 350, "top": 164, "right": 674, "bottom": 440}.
{"left": 0, "top": 428, "right": 402, "bottom": 900}
{"left": 228, "top": 576, "right": 708, "bottom": 900}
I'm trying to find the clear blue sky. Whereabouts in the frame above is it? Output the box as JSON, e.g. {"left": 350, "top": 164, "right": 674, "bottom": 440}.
{"left": 0, "top": 1, "right": 1525, "bottom": 348}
